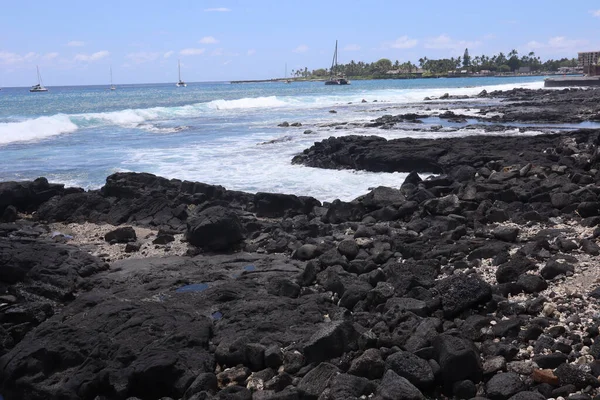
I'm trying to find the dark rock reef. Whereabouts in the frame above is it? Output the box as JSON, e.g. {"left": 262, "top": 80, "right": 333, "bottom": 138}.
{"left": 3, "top": 90, "right": 600, "bottom": 400}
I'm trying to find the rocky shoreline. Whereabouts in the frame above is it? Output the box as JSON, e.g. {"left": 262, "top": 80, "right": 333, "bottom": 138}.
{"left": 2, "top": 88, "right": 600, "bottom": 400}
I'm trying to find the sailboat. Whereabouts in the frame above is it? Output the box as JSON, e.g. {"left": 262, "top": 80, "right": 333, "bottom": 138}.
{"left": 30, "top": 66, "right": 48, "bottom": 92}
{"left": 324, "top": 40, "right": 349, "bottom": 85}
{"left": 109, "top": 67, "right": 116, "bottom": 90}
{"left": 176, "top": 59, "right": 186, "bottom": 87}
{"left": 285, "top": 63, "right": 291, "bottom": 84}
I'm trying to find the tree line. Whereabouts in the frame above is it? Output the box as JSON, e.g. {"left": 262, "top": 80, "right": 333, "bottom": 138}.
{"left": 290, "top": 49, "right": 579, "bottom": 79}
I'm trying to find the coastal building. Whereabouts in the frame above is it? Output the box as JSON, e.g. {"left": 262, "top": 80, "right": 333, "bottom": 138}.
{"left": 578, "top": 51, "right": 600, "bottom": 67}
{"left": 385, "top": 68, "right": 424, "bottom": 77}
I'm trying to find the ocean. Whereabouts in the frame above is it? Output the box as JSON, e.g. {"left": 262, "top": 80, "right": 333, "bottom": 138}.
{"left": 0, "top": 76, "right": 545, "bottom": 202}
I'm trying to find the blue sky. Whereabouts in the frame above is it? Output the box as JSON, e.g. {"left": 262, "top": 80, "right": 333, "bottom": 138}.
{"left": 2, "top": 0, "right": 600, "bottom": 86}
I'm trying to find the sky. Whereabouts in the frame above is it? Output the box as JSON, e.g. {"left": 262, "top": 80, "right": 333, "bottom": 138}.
{"left": 2, "top": 0, "right": 600, "bottom": 86}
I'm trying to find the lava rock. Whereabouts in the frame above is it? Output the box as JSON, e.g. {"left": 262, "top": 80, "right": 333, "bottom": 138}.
{"left": 435, "top": 274, "right": 492, "bottom": 318}
{"left": 186, "top": 206, "right": 244, "bottom": 251}
{"left": 104, "top": 226, "right": 137, "bottom": 243}
{"left": 303, "top": 320, "right": 357, "bottom": 364}
{"left": 385, "top": 351, "right": 435, "bottom": 388}
{"left": 485, "top": 372, "right": 525, "bottom": 400}
{"left": 375, "top": 370, "right": 425, "bottom": 400}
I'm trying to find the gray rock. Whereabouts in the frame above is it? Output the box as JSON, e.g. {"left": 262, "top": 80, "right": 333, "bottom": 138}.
{"left": 348, "top": 348, "right": 385, "bottom": 379}
{"left": 485, "top": 372, "right": 525, "bottom": 400}
{"left": 375, "top": 370, "right": 425, "bottom": 400}
{"left": 385, "top": 351, "right": 434, "bottom": 388}
{"left": 186, "top": 206, "right": 244, "bottom": 251}
{"left": 492, "top": 226, "right": 519, "bottom": 242}
{"left": 297, "top": 362, "right": 339, "bottom": 400}
{"left": 435, "top": 274, "right": 492, "bottom": 318}
{"left": 303, "top": 320, "right": 357, "bottom": 364}
{"left": 433, "top": 334, "right": 482, "bottom": 388}
{"left": 104, "top": 226, "right": 137, "bottom": 243}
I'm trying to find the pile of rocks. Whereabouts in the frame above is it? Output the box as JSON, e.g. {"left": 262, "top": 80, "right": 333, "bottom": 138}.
{"left": 2, "top": 130, "right": 600, "bottom": 398}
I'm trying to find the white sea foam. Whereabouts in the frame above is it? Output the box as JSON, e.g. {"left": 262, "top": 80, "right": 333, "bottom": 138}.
{"left": 207, "top": 96, "right": 292, "bottom": 110}
{"left": 0, "top": 79, "right": 545, "bottom": 146}
{"left": 0, "top": 114, "right": 78, "bottom": 145}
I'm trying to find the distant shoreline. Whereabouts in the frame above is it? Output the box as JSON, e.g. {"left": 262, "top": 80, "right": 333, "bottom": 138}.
{"left": 229, "top": 73, "right": 573, "bottom": 84}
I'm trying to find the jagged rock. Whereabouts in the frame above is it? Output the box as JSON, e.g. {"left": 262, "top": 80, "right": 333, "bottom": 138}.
{"left": 186, "top": 206, "right": 244, "bottom": 251}
{"left": 105, "top": 226, "right": 137, "bottom": 243}
{"left": 485, "top": 372, "right": 525, "bottom": 400}
{"left": 385, "top": 351, "right": 435, "bottom": 388}
{"left": 375, "top": 370, "right": 425, "bottom": 400}
{"left": 433, "top": 334, "right": 483, "bottom": 388}
{"left": 348, "top": 348, "right": 385, "bottom": 379}
{"left": 435, "top": 274, "right": 492, "bottom": 317}
{"left": 492, "top": 226, "right": 519, "bottom": 242}
{"left": 303, "top": 320, "right": 357, "bottom": 364}
{"left": 541, "top": 260, "right": 574, "bottom": 279}
{"left": 297, "top": 362, "right": 339, "bottom": 400}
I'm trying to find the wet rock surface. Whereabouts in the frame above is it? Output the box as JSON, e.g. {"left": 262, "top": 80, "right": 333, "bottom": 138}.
{"left": 3, "top": 88, "right": 600, "bottom": 399}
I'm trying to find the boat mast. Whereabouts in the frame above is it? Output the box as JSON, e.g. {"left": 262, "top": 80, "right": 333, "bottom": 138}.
{"left": 178, "top": 59, "right": 181, "bottom": 82}
{"left": 330, "top": 40, "right": 338, "bottom": 77}
{"left": 36, "top": 65, "right": 43, "bottom": 86}
{"left": 110, "top": 66, "right": 113, "bottom": 86}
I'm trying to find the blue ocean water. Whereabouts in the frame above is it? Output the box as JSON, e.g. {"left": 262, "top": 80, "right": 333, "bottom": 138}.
{"left": 0, "top": 76, "right": 545, "bottom": 201}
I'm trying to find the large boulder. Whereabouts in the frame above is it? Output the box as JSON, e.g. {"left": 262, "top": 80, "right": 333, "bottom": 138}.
{"left": 297, "top": 362, "right": 339, "bottom": 400}
{"left": 253, "top": 192, "right": 320, "bottom": 218}
{"left": 0, "top": 178, "right": 66, "bottom": 214}
{"left": 384, "top": 351, "right": 434, "bottom": 388}
{"left": 433, "top": 334, "right": 483, "bottom": 389}
{"left": 0, "top": 296, "right": 214, "bottom": 400}
{"left": 186, "top": 206, "right": 244, "bottom": 251}
{"left": 375, "top": 370, "right": 425, "bottom": 400}
{"left": 435, "top": 274, "right": 492, "bottom": 318}
{"left": 423, "top": 194, "right": 462, "bottom": 215}
{"left": 303, "top": 320, "right": 358, "bottom": 364}
{"left": 485, "top": 372, "right": 525, "bottom": 400}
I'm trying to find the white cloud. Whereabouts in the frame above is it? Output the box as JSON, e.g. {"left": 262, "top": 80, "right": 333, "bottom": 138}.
{"left": 0, "top": 51, "right": 38, "bottom": 65}
{"left": 180, "top": 48, "right": 206, "bottom": 56}
{"left": 67, "top": 41, "right": 85, "bottom": 47}
{"left": 211, "top": 48, "right": 224, "bottom": 56}
{"left": 74, "top": 50, "right": 110, "bottom": 62}
{"left": 204, "top": 7, "right": 230, "bottom": 12}
{"left": 293, "top": 44, "right": 309, "bottom": 53}
{"left": 163, "top": 51, "right": 174, "bottom": 58}
{"left": 126, "top": 51, "right": 161, "bottom": 63}
{"left": 591, "top": 10, "right": 600, "bottom": 17}
{"left": 424, "top": 34, "right": 481, "bottom": 50}
{"left": 247, "top": 49, "right": 256, "bottom": 56}
{"left": 199, "top": 36, "right": 218, "bottom": 44}
{"left": 526, "top": 36, "right": 588, "bottom": 51}
{"left": 343, "top": 44, "right": 361, "bottom": 51}
{"left": 43, "top": 52, "right": 59, "bottom": 60}
{"left": 224, "top": 60, "right": 232, "bottom": 65}
{"left": 387, "top": 36, "right": 418, "bottom": 49}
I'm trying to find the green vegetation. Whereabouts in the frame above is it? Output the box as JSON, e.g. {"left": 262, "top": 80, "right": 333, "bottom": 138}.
{"left": 289, "top": 49, "right": 579, "bottom": 80}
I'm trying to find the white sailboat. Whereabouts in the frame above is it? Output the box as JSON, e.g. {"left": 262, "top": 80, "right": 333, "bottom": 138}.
{"left": 30, "top": 66, "right": 48, "bottom": 92}
{"left": 285, "top": 63, "right": 291, "bottom": 83}
{"left": 109, "top": 67, "right": 116, "bottom": 90}
{"left": 176, "top": 59, "right": 186, "bottom": 87}
{"left": 324, "top": 40, "right": 349, "bottom": 85}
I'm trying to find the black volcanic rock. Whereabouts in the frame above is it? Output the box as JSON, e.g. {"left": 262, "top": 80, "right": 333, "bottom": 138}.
{"left": 435, "top": 274, "right": 492, "bottom": 318}
{"left": 186, "top": 206, "right": 244, "bottom": 251}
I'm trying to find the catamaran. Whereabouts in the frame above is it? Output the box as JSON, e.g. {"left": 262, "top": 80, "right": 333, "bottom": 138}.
{"left": 30, "top": 66, "right": 48, "bottom": 92}
{"left": 109, "top": 67, "right": 116, "bottom": 90}
{"left": 285, "top": 63, "right": 291, "bottom": 84}
{"left": 176, "top": 60, "right": 186, "bottom": 87}
{"left": 325, "top": 40, "right": 349, "bottom": 85}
